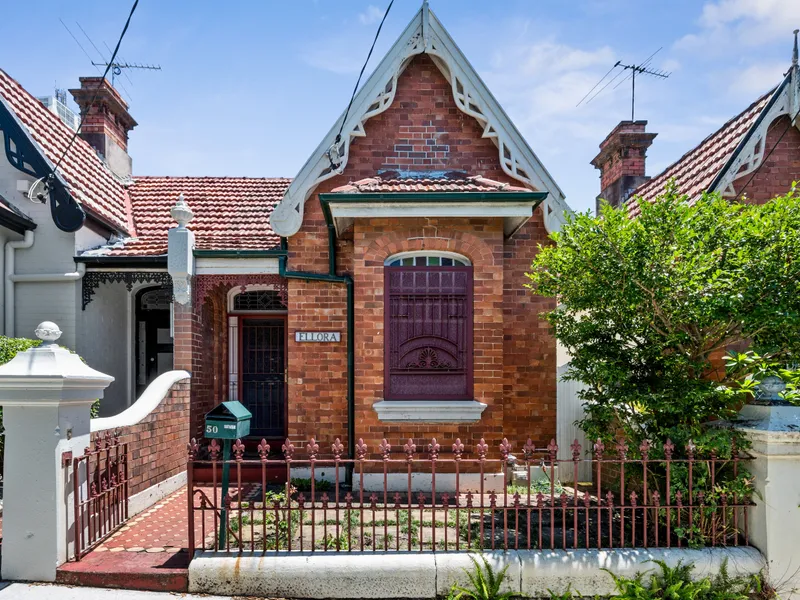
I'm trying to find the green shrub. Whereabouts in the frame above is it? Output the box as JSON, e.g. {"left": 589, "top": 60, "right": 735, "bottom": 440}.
{"left": 604, "top": 558, "right": 767, "bottom": 600}
{"left": 0, "top": 336, "right": 41, "bottom": 474}
{"left": 290, "top": 477, "right": 332, "bottom": 493}
{"left": 448, "top": 554, "right": 514, "bottom": 600}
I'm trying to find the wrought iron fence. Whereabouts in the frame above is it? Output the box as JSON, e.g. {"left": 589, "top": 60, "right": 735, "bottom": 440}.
{"left": 186, "top": 436, "right": 753, "bottom": 554}
{"left": 71, "top": 432, "right": 130, "bottom": 560}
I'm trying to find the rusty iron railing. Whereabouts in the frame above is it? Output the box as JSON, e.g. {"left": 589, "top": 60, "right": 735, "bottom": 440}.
{"left": 71, "top": 431, "right": 129, "bottom": 560}
{"left": 186, "top": 436, "right": 753, "bottom": 554}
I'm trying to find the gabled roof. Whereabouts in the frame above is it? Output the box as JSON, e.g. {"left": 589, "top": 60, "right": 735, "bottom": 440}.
{"left": 628, "top": 91, "right": 773, "bottom": 216}
{"left": 629, "top": 55, "right": 800, "bottom": 216}
{"left": 81, "top": 176, "right": 290, "bottom": 256}
{"left": 270, "top": 2, "right": 570, "bottom": 237}
{"left": 0, "top": 69, "right": 134, "bottom": 233}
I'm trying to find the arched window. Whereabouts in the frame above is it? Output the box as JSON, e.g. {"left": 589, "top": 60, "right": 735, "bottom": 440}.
{"left": 228, "top": 287, "right": 288, "bottom": 313}
{"left": 384, "top": 251, "right": 473, "bottom": 401}
{"left": 385, "top": 251, "right": 470, "bottom": 267}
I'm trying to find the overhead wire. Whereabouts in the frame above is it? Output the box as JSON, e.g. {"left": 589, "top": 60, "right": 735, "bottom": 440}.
{"left": 333, "top": 0, "right": 395, "bottom": 152}
{"left": 732, "top": 106, "right": 800, "bottom": 201}
{"left": 576, "top": 62, "right": 620, "bottom": 107}
{"left": 49, "top": 0, "right": 139, "bottom": 180}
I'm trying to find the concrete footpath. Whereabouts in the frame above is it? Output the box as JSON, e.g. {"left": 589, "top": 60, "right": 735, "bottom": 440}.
{"left": 0, "top": 582, "right": 230, "bottom": 599}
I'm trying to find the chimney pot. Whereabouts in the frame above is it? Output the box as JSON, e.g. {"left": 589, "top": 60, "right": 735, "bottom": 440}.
{"left": 69, "top": 77, "right": 136, "bottom": 179}
{"left": 590, "top": 120, "right": 657, "bottom": 212}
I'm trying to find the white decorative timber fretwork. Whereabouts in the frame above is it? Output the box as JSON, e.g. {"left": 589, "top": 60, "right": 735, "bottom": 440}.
{"left": 270, "top": 4, "right": 570, "bottom": 237}
{"left": 711, "top": 60, "right": 800, "bottom": 198}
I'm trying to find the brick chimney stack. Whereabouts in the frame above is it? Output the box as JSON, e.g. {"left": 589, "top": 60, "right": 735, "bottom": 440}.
{"left": 69, "top": 77, "right": 137, "bottom": 179}
{"left": 590, "top": 120, "right": 657, "bottom": 212}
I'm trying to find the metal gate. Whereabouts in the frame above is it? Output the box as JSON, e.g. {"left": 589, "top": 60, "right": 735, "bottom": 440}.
{"left": 239, "top": 317, "right": 286, "bottom": 438}
{"left": 71, "top": 432, "right": 130, "bottom": 560}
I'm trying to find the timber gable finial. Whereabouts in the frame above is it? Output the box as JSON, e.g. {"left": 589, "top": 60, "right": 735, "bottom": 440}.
{"left": 270, "top": 5, "right": 570, "bottom": 238}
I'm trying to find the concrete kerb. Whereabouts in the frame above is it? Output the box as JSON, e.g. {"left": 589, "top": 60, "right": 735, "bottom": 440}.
{"left": 188, "top": 546, "right": 765, "bottom": 599}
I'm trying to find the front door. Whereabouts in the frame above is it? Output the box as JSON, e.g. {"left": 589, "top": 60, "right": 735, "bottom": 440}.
{"left": 239, "top": 317, "right": 286, "bottom": 438}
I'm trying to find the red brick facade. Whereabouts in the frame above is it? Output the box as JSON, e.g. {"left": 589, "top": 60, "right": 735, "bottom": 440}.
{"left": 733, "top": 115, "right": 800, "bottom": 204}
{"left": 178, "top": 54, "right": 557, "bottom": 461}
{"left": 94, "top": 380, "right": 190, "bottom": 497}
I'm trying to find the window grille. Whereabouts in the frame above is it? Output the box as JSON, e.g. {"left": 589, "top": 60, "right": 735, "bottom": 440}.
{"left": 232, "top": 290, "right": 288, "bottom": 312}
{"left": 385, "top": 264, "right": 473, "bottom": 400}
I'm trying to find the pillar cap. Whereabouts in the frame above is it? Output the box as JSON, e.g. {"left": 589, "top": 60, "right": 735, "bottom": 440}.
{"left": 0, "top": 321, "right": 114, "bottom": 405}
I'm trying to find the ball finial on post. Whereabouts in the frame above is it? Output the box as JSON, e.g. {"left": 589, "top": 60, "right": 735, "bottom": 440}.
{"left": 34, "top": 321, "right": 62, "bottom": 344}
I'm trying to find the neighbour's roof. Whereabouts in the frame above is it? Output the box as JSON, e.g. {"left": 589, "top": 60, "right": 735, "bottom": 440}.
{"left": 330, "top": 173, "right": 532, "bottom": 194}
{"left": 628, "top": 89, "right": 774, "bottom": 217}
{"left": 86, "top": 176, "right": 291, "bottom": 256}
{"left": 0, "top": 69, "right": 134, "bottom": 233}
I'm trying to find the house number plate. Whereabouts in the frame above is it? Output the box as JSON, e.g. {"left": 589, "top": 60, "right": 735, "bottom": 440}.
{"left": 295, "top": 331, "right": 341, "bottom": 343}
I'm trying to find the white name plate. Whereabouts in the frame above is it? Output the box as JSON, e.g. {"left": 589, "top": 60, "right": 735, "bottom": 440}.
{"left": 295, "top": 331, "right": 341, "bottom": 343}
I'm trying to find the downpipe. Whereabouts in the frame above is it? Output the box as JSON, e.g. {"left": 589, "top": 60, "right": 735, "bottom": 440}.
{"left": 5, "top": 230, "right": 88, "bottom": 337}
{"left": 4, "top": 230, "right": 33, "bottom": 337}
{"left": 279, "top": 234, "right": 355, "bottom": 487}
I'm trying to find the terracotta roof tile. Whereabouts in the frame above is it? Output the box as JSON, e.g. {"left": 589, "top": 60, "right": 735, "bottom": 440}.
{"left": 94, "top": 176, "right": 291, "bottom": 256}
{"left": 0, "top": 69, "right": 133, "bottom": 233}
{"left": 330, "top": 173, "right": 531, "bottom": 193}
{"left": 628, "top": 89, "right": 774, "bottom": 217}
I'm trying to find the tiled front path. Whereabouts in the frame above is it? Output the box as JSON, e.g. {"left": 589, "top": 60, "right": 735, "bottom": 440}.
{"left": 96, "top": 488, "right": 189, "bottom": 554}
{"left": 56, "top": 487, "right": 202, "bottom": 592}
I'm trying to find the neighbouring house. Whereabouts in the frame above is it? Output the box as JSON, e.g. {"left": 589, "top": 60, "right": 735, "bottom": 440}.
{"left": 0, "top": 3, "right": 571, "bottom": 479}
{"left": 592, "top": 33, "right": 800, "bottom": 213}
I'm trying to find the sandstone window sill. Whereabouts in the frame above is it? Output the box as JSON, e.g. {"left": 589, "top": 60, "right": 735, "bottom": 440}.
{"left": 372, "top": 400, "right": 487, "bottom": 423}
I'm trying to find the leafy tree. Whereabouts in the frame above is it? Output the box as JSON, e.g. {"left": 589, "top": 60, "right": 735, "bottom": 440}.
{"left": 527, "top": 184, "right": 800, "bottom": 452}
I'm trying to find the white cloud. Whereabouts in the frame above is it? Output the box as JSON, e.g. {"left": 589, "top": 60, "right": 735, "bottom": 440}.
{"left": 359, "top": 5, "right": 383, "bottom": 25}
{"left": 676, "top": 0, "right": 800, "bottom": 51}
{"left": 728, "top": 61, "right": 787, "bottom": 96}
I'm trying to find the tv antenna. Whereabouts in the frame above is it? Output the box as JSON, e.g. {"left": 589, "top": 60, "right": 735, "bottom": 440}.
{"left": 91, "top": 61, "right": 161, "bottom": 86}
{"left": 577, "top": 48, "right": 670, "bottom": 120}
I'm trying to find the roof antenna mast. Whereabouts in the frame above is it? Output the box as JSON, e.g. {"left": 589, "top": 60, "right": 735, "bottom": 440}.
{"left": 618, "top": 56, "right": 670, "bottom": 121}
{"left": 90, "top": 61, "right": 161, "bottom": 87}
{"left": 577, "top": 47, "right": 670, "bottom": 120}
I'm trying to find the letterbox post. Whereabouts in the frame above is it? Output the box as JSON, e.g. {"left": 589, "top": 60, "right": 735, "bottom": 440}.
{"left": 218, "top": 438, "right": 232, "bottom": 548}
{"left": 203, "top": 401, "right": 252, "bottom": 548}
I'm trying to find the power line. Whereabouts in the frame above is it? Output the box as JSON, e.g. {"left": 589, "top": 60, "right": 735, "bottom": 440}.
{"left": 330, "top": 0, "right": 394, "bottom": 166}
{"left": 576, "top": 62, "right": 620, "bottom": 107}
{"left": 49, "top": 0, "right": 140, "bottom": 180}
{"left": 74, "top": 21, "right": 134, "bottom": 101}
{"left": 59, "top": 19, "right": 104, "bottom": 75}
{"left": 733, "top": 106, "right": 800, "bottom": 201}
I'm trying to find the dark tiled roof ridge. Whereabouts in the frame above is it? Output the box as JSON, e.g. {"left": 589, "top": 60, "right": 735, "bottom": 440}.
{"left": 0, "top": 68, "right": 133, "bottom": 233}
{"left": 633, "top": 87, "right": 776, "bottom": 198}
{"left": 627, "top": 86, "right": 777, "bottom": 217}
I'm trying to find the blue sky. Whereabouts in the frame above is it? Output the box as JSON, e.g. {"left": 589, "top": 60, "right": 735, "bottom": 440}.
{"left": 2, "top": 0, "right": 799, "bottom": 214}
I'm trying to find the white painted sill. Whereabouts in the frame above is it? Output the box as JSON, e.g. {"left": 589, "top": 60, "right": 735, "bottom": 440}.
{"left": 372, "top": 400, "right": 487, "bottom": 423}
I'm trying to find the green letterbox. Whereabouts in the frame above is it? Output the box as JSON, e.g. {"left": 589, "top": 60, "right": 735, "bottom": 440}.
{"left": 204, "top": 401, "right": 252, "bottom": 440}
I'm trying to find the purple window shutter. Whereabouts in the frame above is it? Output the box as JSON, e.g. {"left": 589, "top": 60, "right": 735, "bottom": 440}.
{"left": 384, "top": 266, "right": 473, "bottom": 400}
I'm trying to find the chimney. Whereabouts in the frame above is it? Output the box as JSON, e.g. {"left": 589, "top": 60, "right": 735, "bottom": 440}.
{"left": 590, "top": 120, "right": 657, "bottom": 212}
{"left": 69, "top": 77, "right": 137, "bottom": 179}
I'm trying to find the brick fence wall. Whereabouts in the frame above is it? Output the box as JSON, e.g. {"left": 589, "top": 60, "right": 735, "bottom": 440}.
{"left": 95, "top": 379, "right": 190, "bottom": 497}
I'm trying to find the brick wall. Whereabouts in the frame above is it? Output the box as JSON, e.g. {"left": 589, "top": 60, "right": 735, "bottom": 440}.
{"left": 502, "top": 212, "right": 557, "bottom": 448}
{"left": 94, "top": 379, "right": 190, "bottom": 497}
{"left": 280, "top": 54, "right": 557, "bottom": 461}
{"left": 174, "top": 292, "right": 227, "bottom": 440}
{"left": 733, "top": 115, "right": 800, "bottom": 204}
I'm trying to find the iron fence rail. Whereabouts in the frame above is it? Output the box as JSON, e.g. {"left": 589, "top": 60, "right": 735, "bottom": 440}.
{"left": 72, "top": 432, "right": 130, "bottom": 560}
{"left": 186, "top": 436, "right": 752, "bottom": 554}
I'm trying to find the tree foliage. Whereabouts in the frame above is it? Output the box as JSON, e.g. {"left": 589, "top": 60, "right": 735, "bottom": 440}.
{"left": 527, "top": 185, "right": 800, "bottom": 450}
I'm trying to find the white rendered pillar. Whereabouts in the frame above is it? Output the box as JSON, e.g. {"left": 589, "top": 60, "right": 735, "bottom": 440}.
{"left": 0, "top": 321, "right": 113, "bottom": 581}
{"left": 736, "top": 404, "right": 800, "bottom": 599}
{"left": 168, "top": 193, "right": 195, "bottom": 305}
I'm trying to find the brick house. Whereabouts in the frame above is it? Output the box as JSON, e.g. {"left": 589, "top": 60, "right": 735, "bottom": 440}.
{"left": 592, "top": 33, "right": 800, "bottom": 212}
{"left": 0, "top": 4, "right": 571, "bottom": 481}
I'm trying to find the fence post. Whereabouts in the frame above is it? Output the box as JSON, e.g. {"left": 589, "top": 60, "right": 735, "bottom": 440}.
{"left": 736, "top": 404, "right": 800, "bottom": 599}
{"left": 0, "top": 322, "right": 113, "bottom": 582}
